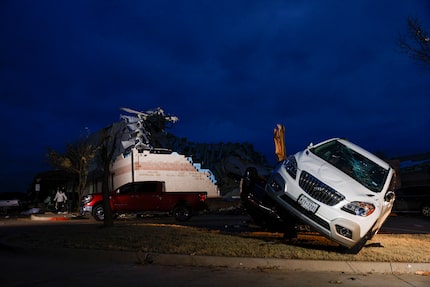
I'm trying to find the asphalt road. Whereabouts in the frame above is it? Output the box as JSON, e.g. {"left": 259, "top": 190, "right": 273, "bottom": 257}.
{"left": 381, "top": 213, "right": 430, "bottom": 234}
{"left": 122, "top": 212, "right": 430, "bottom": 235}
{"left": 1, "top": 210, "right": 430, "bottom": 233}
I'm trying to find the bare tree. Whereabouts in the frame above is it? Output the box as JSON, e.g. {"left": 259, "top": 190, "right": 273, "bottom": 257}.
{"left": 47, "top": 136, "right": 97, "bottom": 211}
{"left": 398, "top": 17, "right": 430, "bottom": 67}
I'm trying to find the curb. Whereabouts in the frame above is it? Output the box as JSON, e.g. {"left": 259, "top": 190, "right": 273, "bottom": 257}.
{"left": 149, "top": 254, "right": 430, "bottom": 274}
{"left": 8, "top": 243, "right": 430, "bottom": 275}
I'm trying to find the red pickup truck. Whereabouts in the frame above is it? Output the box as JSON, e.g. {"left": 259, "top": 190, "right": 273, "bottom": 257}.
{"left": 81, "top": 181, "right": 208, "bottom": 221}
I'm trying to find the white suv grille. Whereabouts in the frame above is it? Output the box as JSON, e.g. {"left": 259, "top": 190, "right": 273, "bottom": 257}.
{"left": 299, "top": 171, "right": 345, "bottom": 206}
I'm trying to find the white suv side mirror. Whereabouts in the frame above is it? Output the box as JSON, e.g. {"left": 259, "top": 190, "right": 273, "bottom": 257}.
{"left": 384, "top": 191, "right": 395, "bottom": 202}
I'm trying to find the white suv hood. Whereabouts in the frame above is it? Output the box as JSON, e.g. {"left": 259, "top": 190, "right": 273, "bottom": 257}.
{"left": 295, "top": 150, "right": 379, "bottom": 201}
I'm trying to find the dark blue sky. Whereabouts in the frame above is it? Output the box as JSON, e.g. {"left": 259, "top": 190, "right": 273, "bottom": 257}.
{"left": 1, "top": 1, "right": 429, "bottom": 193}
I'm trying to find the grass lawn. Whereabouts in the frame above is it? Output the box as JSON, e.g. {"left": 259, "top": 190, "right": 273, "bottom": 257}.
{"left": 9, "top": 220, "right": 430, "bottom": 263}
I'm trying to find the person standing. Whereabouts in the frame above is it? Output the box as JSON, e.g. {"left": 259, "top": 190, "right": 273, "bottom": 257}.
{"left": 54, "top": 187, "right": 68, "bottom": 213}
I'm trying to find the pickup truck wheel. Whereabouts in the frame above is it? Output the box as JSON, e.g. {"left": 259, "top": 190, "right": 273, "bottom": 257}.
{"left": 422, "top": 204, "right": 430, "bottom": 217}
{"left": 173, "top": 206, "right": 191, "bottom": 221}
{"left": 92, "top": 204, "right": 105, "bottom": 221}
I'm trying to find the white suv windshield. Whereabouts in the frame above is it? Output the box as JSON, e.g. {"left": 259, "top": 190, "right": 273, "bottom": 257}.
{"left": 310, "top": 140, "right": 389, "bottom": 193}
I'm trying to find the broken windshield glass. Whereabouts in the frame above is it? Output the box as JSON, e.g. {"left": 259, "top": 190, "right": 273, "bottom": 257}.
{"left": 311, "top": 140, "right": 388, "bottom": 192}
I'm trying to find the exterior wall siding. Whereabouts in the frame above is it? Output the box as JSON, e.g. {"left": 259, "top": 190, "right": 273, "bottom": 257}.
{"left": 110, "top": 149, "right": 220, "bottom": 198}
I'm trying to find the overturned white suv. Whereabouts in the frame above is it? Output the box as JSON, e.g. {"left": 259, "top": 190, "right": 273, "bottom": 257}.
{"left": 242, "top": 138, "right": 397, "bottom": 254}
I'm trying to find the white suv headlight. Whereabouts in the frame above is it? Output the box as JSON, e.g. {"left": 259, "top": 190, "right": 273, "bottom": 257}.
{"left": 342, "top": 201, "right": 375, "bottom": 217}
{"left": 282, "top": 155, "right": 298, "bottom": 179}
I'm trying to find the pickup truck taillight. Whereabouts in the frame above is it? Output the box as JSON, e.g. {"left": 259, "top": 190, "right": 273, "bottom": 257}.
{"left": 199, "top": 194, "right": 207, "bottom": 202}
